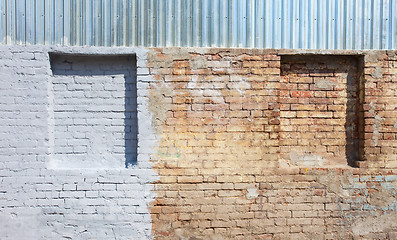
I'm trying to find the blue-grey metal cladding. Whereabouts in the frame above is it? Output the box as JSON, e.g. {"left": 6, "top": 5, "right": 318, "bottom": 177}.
{"left": 0, "top": 0, "right": 396, "bottom": 49}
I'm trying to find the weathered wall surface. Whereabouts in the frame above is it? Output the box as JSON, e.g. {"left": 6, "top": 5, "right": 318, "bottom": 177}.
{"left": 146, "top": 48, "right": 397, "bottom": 239}
{"left": 0, "top": 46, "right": 397, "bottom": 240}
{"left": 280, "top": 55, "right": 361, "bottom": 167}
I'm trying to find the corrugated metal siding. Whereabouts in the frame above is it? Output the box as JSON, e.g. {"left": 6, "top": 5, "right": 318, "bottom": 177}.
{"left": 0, "top": 0, "right": 396, "bottom": 49}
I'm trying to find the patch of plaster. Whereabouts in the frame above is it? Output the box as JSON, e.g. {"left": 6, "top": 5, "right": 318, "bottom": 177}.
{"left": 278, "top": 159, "right": 290, "bottom": 168}
{"left": 371, "top": 66, "right": 383, "bottom": 79}
{"left": 289, "top": 151, "right": 326, "bottom": 167}
{"left": 369, "top": 101, "right": 383, "bottom": 146}
{"left": 367, "top": 187, "right": 396, "bottom": 208}
{"left": 314, "top": 79, "right": 337, "bottom": 90}
{"left": 148, "top": 83, "right": 172, "bottom": 126}
{"left": 373, "top": 115, "right": 383, "bottom": 146}
{"left": 368, "top": 101, "right": 376, "bottom": 116}
{"left": 364, "top": 52, "right": 381, "bottom": 63}
{"left": 394, "top": 121, "right": 397, "bottom": 129}
{"left": 352, "top": 213, "right": 397, "bottom": 236}
{"left": 162, "top": 48, "right": 191, "bottom": 59}
{"left": 189, "top": 56, "right": 208, "bottom": 69}
{"left": 317, "top": 171, "right": 351, "bottom": 198}
{"left": 246, "top": 187, "right": 259, "bottom": 200}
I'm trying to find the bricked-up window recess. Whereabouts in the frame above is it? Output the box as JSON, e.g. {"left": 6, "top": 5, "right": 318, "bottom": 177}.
{"left": 279, "top": 55, "right": 364, "bottom": 167}
{"left": 49, "top": 54, "right": 137, "bottom": 168}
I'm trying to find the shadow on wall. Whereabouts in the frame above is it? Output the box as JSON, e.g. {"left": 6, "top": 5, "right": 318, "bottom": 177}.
{"left": 344, "top": 56, "right": 364, "bottom": 167}
{"left": 50, "top": 54, "right": 138, "bottom": 168}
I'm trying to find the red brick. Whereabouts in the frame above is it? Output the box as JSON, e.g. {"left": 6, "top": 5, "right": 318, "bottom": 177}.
{"left": 290, "top": 91, "right": 314, "bottom": 98}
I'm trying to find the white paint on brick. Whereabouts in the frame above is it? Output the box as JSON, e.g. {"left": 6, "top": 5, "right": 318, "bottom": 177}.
{"left": 246, "top": 187, "right": 259, "bottom": 200}
{"left": 229, "top": 75, "right": 251, "bottom": 95}
{"left": 0, "top": 46, "right": 158, "bottom": 240}
{"left": 50, "top": 58, "right": 136, "bottom": 169}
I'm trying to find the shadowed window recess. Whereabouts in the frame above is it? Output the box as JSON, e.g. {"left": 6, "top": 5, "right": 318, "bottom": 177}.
{"left": 49, "top": 54, "right": 138, "bottom": 169}
{"left": 279, "top": 55, "right": 364, "bottom": 167}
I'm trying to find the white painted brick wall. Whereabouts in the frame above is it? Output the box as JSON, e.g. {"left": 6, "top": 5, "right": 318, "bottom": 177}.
{"left": 0, "top": 46, "right": 157, "bottom": 240}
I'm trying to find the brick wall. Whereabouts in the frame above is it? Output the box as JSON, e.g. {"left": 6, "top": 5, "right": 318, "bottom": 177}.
{"left": 363, "top": 52, "right": 397, "bottom": 169}
{"left": 0, "top": 46, "right": 397, "bottom": 240}
{"left": 279, "top": 55, "right": 362, "bottom": 167}
{"left": 147, "top": 48, "right": 397, "bottom": 239}
{"left": 0, "top": 46, "right": 156, "bottom": 240}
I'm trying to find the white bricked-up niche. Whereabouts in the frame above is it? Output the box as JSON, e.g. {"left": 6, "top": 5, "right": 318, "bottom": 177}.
{"left": 49, "top": 54, "right": 137, "bottom": 169}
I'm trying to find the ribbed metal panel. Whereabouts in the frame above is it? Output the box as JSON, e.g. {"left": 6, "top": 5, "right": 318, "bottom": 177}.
{"left": 0, "top": 0, "right": 396, "bottom": 49}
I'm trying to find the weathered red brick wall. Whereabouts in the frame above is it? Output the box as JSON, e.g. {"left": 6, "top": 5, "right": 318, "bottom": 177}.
{"left": 146, "top": 48, "right": 397, "bottom": 239}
